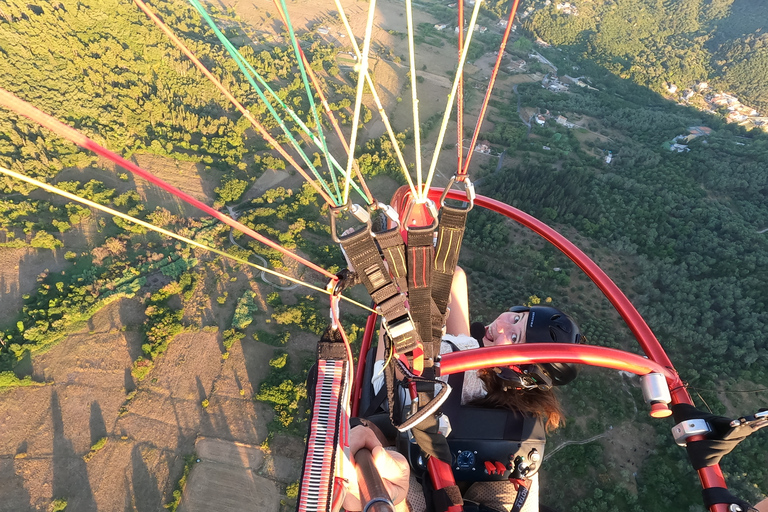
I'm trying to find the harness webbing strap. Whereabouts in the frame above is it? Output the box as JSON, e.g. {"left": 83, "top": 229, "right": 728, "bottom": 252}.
{"left": 432, "top": 205, "right": 469, "bottom": 316}
{"left": 407, "top": 226, "right": 436, "bottom": 365}
{"left": 340, "top": 228, "right": 423, "bottom": 359}
{"left": 298, "top": 328, "right": 350, "bottom": 512}
{"left": 375, "top": 227, "right": 409, "bottom": 292}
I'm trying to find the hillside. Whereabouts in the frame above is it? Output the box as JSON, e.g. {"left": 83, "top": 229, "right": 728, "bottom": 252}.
{"left": 0, "top": 0, "right": 767, "bottom": 511}
{"left": 523, "top": 0, "right": 768, "bottom": 113}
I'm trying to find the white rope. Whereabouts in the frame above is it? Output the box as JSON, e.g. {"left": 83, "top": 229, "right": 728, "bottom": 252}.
{"left": 404, "top": 0, "right": 423, "bottom": 194}
{"left": 422, "top": 0, "right": 484, "bottom": 200}
{"left": 0, "top": 166, "right": 374, "bottom": 312}
{"left": 332, "top": 0, "right": 418, "bottom": 199}
{"left": 342, "top": 0, "right": 378, "bottom": 204}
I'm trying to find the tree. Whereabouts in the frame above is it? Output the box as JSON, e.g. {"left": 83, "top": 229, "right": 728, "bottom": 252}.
{"left": 30, "top": 231, "right": 62, "bottom": 249}
{"left": 215, "top": 178, "right": 249, "bottom": 203}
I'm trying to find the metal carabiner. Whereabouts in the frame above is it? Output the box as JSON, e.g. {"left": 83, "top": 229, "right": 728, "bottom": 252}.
{"left": 330, "top": 202, "right": 373, "bottom": 243}
{"left": 438, "top": 175, "right": 475, "bottom": 211}
{"left": 403, "top": 197, "right": 439, "bottom": 232}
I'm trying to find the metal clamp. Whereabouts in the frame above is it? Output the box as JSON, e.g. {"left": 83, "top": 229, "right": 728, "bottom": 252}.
{"left": 373, "top": 202, "right": 401, "bottom": 231}
{"left": 439, "top": 175, "right": 475, "bottom": 211}
{"left": 330, "top": 202, "right": 373, "bottom": 242}
{"left": 671, "top": 418, "right": 710, "bottom": 446}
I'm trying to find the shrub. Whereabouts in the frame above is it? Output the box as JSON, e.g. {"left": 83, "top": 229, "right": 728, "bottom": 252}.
{"left": 51, "top": 499, "right": 67, "bottom": 512}
{"left": 232, "top": 291, "right": 258, "bottom": 330}
{"left": 30, "top": 231, "right": 63, "bottom": 249}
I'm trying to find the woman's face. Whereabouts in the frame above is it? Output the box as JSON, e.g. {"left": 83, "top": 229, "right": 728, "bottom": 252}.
{"left": 483, "top": 311, "right": 529, "bottom": 346}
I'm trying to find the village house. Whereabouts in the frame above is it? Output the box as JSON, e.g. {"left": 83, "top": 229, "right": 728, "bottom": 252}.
{"left": 556, "top": 2, "right": 578, "bottom": 15}
{"left": 535, "top": 115, "right": 546, "bottom": 126}
{"left": 434, "top": 23, "right": 448, "bottom": 31}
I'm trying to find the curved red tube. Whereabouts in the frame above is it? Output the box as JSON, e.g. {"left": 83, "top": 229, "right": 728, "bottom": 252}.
{"left": 429, "top": 189, "right": 728, "bottom": 510}
{"left": 439, "top": 343, "right": 677, "bottom": 381}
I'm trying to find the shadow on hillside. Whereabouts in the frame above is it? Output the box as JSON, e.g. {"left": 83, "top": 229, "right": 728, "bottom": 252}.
{"left": 131, "top": 444, "right": 163, "bottom": 512}
{"left": 52, "top": 390, "right": 97, "bottom": 512}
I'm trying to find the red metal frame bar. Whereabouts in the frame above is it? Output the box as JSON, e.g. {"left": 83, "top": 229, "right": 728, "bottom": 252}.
{"left": 352, "top": 310, "right": 378, "bottom": 418}
{"left": 439, "top": 343, "right": 676, "bottom": 380}
{"left": 425, "top": 189, "right": 729, "bottom": 512}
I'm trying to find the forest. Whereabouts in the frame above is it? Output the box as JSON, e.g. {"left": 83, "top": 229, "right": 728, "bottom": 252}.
{"left": 0, "top": 0, "right": 766, "bottom": 510}
{"left": 523, "top": 0, "right": 768, "bottom": 112}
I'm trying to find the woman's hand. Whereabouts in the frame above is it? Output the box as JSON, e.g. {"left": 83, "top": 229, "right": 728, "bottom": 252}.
{"left": 342, "top": 425, "right": 411, "bottom": 512}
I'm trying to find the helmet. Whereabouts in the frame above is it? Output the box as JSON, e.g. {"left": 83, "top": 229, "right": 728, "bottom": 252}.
{"left": 509, "top": 305, "right": 581, "bottom": 387}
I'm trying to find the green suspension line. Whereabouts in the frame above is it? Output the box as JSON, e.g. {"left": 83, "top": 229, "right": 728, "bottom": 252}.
{"left": 187, "top": 0, "right": 370, "bottom": 205}
{"left": 275, "top": 0, "right": 340, "bottom": 200}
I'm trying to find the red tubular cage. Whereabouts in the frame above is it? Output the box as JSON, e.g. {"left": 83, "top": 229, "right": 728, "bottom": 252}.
{"left": 351, "top": 190, "right": 730, "bottom": 512}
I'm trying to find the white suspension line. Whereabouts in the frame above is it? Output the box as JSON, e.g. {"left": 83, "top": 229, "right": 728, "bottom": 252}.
{"left": 422, "top": 0, "right": 484, "bottom": 200}
{"left": 332, "top": 0, "right": 418, "bottom": 200}
{"left": 342, "top": 0, "right": 379, "bottom": 204}
{"left": 0, "top": 166, "right": 374, "bottom": 312}
{"left": 404, "top": 0, "right": 423, "bottom": 195}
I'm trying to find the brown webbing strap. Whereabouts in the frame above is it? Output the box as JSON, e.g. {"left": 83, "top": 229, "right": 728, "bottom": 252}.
{"left": 339, "top": 228, "right": 422, "bottom": 358}
{"left": 432, "top": 205, "right": 469, "bottom": 316}
{"left": 407, "top": 226, "right": 436, "bottom": 366}
{"left": 375, "top": 228, "right": 408, "bottom": 292}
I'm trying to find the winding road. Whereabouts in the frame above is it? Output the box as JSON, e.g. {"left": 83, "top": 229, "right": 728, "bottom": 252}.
{"left": 543, "top": 432, "right": 609, "bottom": 462}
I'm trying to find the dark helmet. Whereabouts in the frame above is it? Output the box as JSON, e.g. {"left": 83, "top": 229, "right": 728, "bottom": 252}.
{"left": 510, "top": 305, "right": 581, "bottom": 388}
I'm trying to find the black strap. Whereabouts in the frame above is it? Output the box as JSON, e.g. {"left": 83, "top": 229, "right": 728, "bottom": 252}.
{"left": 701, "top": 487, "right": 755, "bottom": 511}
{"left": 673, "top": 403, "right": 768, "bottom": 469}
{"left": 340, "top": 228, "right": 422, "bottom": 359}
{"left": 431, "top": 205, "right": 469, "bottom": 316}
{"left": 510, "top": 480, "right": 530, "bottom": 512}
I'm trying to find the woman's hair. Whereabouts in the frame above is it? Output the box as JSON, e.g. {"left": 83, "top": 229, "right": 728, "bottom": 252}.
{"left": 472, "top": 368, "right": 564, "bottom": 432}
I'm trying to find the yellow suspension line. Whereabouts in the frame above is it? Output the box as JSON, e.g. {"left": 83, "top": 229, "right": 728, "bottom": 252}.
{"left": 342, "top": 0, "right": 379, "bottom": 204}
{"left": 422, "top": 0, "right": 484, "bottom": 200}
{"left": 332, "top": 0, "right": 418, "bottom": 200}
{"left": 0, "top": 166, "right": 374, "bottom": 313}
{"left": 404, "top": 0, "right": 424, "bottom": 194}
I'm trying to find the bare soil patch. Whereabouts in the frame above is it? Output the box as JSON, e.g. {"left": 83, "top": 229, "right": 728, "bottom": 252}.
{"left": 179, "top": 455, "right": 279, "bottom": 512}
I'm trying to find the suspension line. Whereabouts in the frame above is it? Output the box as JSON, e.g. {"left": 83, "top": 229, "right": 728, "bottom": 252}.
{"left": 133, "top": 0, "right": 337, "bottom": 206}
{"left": 462, "top": 0, "right": 521, "bottom": 178}
{"left": 332, "top": 0, "right": 418, "bottom": 199}
{"left": 342, "top": 0, "right": 378, "bottom": 204}
{"left": 0, "top": 165, "right": 374, "bottom": 312}
{"left": 276, "top": 0, "right": 340, "bottom": 200}
{"left": 187, "top": 0, "right": 345, "bottom": 204}
{"left": 404, "top": 0, "right": 424, "bottom": 192}
{"left": 0, "top": 86, "right": 337, "bottom": 280}
{"left": 271, "top": 0, "right": 375, "bottom": 205}
{"left": 421, "top": 0, "right": 484, "bottom": 199}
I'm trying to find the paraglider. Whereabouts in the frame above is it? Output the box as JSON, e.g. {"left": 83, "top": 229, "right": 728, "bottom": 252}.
{"left": 0, "top": 0, "right": 765, "bottom": 511}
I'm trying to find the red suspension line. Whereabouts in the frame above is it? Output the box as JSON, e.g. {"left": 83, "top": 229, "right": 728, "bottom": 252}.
{"left": 271, "top": 0, "right": 375, "bottom": 205}
{"left": 132, "top": 0, "right": 336, "bottom": 207}
{"left": 456, "top": 0, "right": 464, "bottom": 177}
{"left": 0, "top": 87, "right": 336, "bottom": 280}
{"left": 460, "top": 0, "right": 520, "bottom": 179}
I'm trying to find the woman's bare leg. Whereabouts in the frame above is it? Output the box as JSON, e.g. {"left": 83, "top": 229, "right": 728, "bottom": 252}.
{"left": 445, "top": 266, "right": 470, "bottom": 337}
